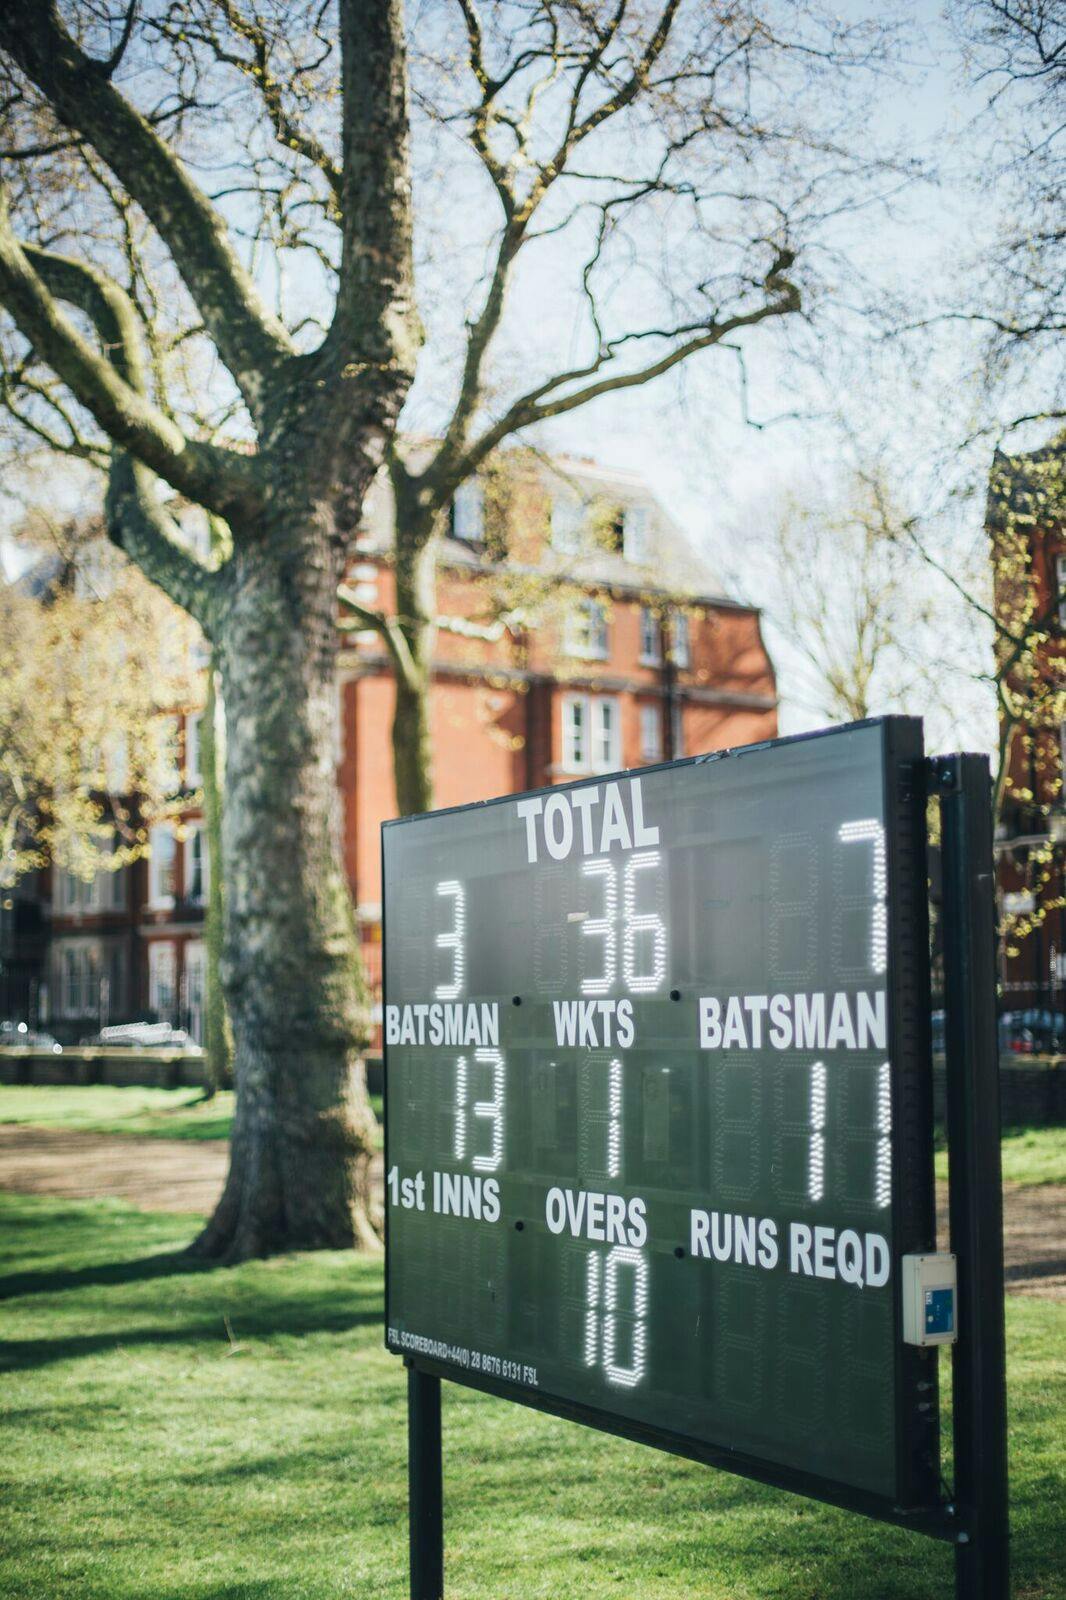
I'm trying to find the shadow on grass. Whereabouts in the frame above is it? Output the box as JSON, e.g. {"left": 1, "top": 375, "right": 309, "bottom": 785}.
{"left": 0, "top": 1247, "right": 212, "bottom": 1302}
{"left": 0, "top": 1296, "right": 381, "bottom": 1373}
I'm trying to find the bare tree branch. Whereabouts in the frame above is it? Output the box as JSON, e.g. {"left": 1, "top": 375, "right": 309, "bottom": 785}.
{"left": 0, "top": 198, "right": 260, "bottom": 524}
{"left": 105, "top": 450, "right": 220, "bottom": 624}
{"left": 330, "top": 0, "right": 420, "bottom": 374}
{"left": 461, "top": 251, "right": 800, "bottom": 477}
{"left": 0, "top": 1, "right": 296, "bottom": 415}
{"left": 338, "top": 581, "right": 419, "bottom": 688}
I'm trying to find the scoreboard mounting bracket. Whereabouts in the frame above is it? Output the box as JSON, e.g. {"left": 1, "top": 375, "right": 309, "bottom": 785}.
{"left": 383, "top": 722, "right": 1008, "bottom": 1600}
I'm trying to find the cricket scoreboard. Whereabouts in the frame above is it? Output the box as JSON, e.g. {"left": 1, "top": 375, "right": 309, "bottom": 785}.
{"left": 383, "top": 718, "right": 941, "bottom": 1519}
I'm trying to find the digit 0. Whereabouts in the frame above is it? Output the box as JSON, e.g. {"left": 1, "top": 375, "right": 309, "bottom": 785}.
{"left": 584, "top": 1245, "right": 649, "bottom": 1389}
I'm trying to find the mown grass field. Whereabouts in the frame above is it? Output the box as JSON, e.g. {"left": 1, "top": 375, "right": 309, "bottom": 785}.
{"left": 934, "top": 1124, "right": 1066, "bottom": 1187}
{"left": 0, "top": 1085, "right": 385, "bottom": 1144}
{"left": 0, "top": 1192, "right": 1062, "bottom": 1600}
{"left": 0, "top": 1083, "right": 1059, "bottom": 1183}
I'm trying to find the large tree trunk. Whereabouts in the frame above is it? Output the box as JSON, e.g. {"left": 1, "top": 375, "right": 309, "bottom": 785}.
{"left": 192, "top": 532, "right": 378, "bottom": 1261}
{"left": 391, "top": 512, "right": 437, "bottom": 816}
{"left": 199, "top": 661, "right": 233, "bottom": 1093}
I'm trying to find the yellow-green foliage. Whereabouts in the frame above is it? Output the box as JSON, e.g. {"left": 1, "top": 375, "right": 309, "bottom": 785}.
{"left": 0, "top": 538, "right": 201, "bottom": 887}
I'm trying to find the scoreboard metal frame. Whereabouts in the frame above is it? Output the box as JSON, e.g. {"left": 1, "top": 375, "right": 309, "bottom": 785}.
{"left": 380, "top": 719, "right": 1008, "bottom": 1600}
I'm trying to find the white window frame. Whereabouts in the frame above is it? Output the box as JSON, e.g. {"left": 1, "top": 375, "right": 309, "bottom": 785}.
{"left": 57, "top": 938, "right": 100, "bottom": 1017}
{"left": 640, "top": 703, "right": 663, "bottom": 763}
{"left": 562, "top": 696, "right": 587, "bottom": 770}
{"left": 182, "top": 940, "right": 206, "bottom": 1045}
{"left": 1057, "top": 552, "right": 1066, "bottom": 628}
{"left": 639, "top": 606, "right": 660, "bottom": 665}
{"left": 184, "top": 823, "right": 208, "bottom": 906}
{"left": 551, "top": 493, "right": 585, "bottom": 555}
{"left": 451, "top": 480, "right": 485, "bottom": 545}
{"left": 672, "top": 612, "right": 691, "bottom": 669}
{"left": 55, "top": 855, "right": 123, "bottom": 914}
{"left": 147, "top": 825, "right": 177, "bottom": 909}
{"left": 592, "top": 697, "right": 619, "bottom": 771}
{"left": 185, "top": 713, "right": 202, "bottom": 786}
{"left": 564, "top": 598, "right": 609, "bottom": 660}
{"left": 623, "top": 504, "right": 650, "bottom": 564}
{"left": 104, "top": 864, "right": 125, "bottom": 912}
{"left": 148, "top": 941, "right": 177, "bottom": 1020}
{"left": 561, "top": 694, "right": 621, "bottom": 774}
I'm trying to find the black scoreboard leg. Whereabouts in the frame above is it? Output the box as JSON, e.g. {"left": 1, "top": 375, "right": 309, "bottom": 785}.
{"left": 408, "top": 1364, "right": 444, "bottom": 1600}
{"left": 937, "top": 754, "right": 1009, "bottom": 1600}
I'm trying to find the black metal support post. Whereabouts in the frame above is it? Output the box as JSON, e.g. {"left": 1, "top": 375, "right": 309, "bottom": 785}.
{"left": 408, "top": 1364, "right": 444, "bottom": 1600}
{"left": 936, "top": 754, "right": 1009, "bottom": 1600}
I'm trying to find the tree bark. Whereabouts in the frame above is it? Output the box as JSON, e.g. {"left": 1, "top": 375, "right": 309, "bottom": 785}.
{"left": 191, "top": 532, "right": 378, "bottom": 1260}
{"left": 200, "top": 662, "right": 233, "bottom": 1093}
{"left": 391, "top": 504, "right": 438, "bottom": 817}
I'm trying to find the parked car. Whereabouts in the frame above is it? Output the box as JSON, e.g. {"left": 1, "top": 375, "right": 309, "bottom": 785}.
{"left": 0, "top": 1019, "right": 62, "bottom": 1053}
{"left": 998, "top": 1009, "right": 1066, "bottom": 1055}
{"left": 90, "top": 1021, "right": 198, "bottom": 1051}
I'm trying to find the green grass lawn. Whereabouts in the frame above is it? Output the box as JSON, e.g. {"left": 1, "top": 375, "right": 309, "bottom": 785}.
{"left": 2, "top": 1084, "right": 1059, "bottom": 1184}
{"left": 934, "top": 1125, "right": 1066, "bottom": 1187}
{"left": 0, "top": 1085, "right": 385, "bottom": 1145}
{"left": 0, "top": 1194, "right": 1061, "bottom": 1600}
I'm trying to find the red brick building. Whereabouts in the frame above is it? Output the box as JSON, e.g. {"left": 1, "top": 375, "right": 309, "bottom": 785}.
{"left": 989, "top": 438, "right": 1066, "bottom": 1018}
{"left": 8, "top": 451, "right": 777, "bottom": 1040}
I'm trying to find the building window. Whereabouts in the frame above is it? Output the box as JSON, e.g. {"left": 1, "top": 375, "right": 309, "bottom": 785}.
{"left": 639, "top": 606, "right": 661, "bottom": 664}
{"left": 640, "top": 703, "right": 663, "bottom": 763}
{"left": 623, "top": 505, "right": 651, "bottom": 564}
{"left": 671, "top": 612, "right": 691, "bottom": 669}
{"left": 551, "top": 493, "right": 585, "bottom": 555}
{"left": 564, "top": 598, "right": 609, "bottom": 659}
{"left": 185, "top": 825, "right": 207, "bottom": 906}
{"left": 58, "top": 940, "right": 100, "bottom": 1017}
{"left": 451, "top": 480, "right": 485, "bottom": 545}
{"left": 148, "top": 942, "right": 177, "bottom": 1021}
{"left": 183, "top": 941, "right": 206, "bottom": 1045}
{"left": 185, "top": 713, "right": 202, "bottom": 786}
{"left": 562, "top": 695, "right": 621, "bottom": 773}
{"left": 671, "top": 699, "right": 685, "bottom": 758}
{"left": 563, "top": 696, "right": 587, "bottom": 769}
{"left": 56, "top": 858, "right": 124, "bottom": 914}
{"left": 1057, "top": 552, "right": 1066, "bottom": 628}
{"left": 147, "top": 825, "right": 177, "bottom": 908}
{"left": 105, "top": 865, "right": 125, "bottom": 912}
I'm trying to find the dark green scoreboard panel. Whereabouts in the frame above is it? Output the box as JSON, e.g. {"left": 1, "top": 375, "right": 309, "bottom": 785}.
{"left": 384, "top": 719, "right": 939, "bottom": 1517}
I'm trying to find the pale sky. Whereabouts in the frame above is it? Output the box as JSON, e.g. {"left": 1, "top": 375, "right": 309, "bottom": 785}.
{"left": 3, "top": 1, "right": 1059, "bottom": 758}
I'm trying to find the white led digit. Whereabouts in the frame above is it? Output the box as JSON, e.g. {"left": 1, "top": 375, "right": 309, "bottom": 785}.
{"left": 603, "top": 1246, "right": 649, "bottom": 1389}
{"left": 837, "top": 820, "right": 887, "bottom": 974}
{"left": 808, "top": 1061, "right": 827, "bottom": 1202}
{"left": 581, "top": 858, "right": 617, "bottom": 996}
{"left": 584, "top": 1251, "right": 601, "bottom": 1367}
{"left": 471, "top": 1046, "right": 505, "bottom": 1173}
{"left": 607, "top": 1058, "right": 622, "bottom": 1180}
{"left": 875, "top": 1061, "right": 891, "bottom": 1208}
{"left": 453, "top": 1056, "right": 467, "bottom": 1161}
{"left": 622, "top": 851, "right": 667, "bottom": 994}
{"left": 584, "top": 1246, "right": 649, "bottom": 1388}
{"left": 434, "top": 880, "right": 466, "bottom": 999}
